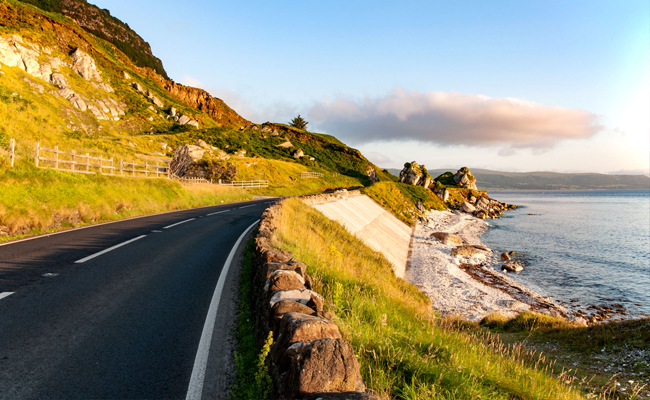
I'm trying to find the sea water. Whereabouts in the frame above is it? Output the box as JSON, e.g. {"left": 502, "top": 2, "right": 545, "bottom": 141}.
{"left": 481, "top": 190, "right": 650, "bottom": 318}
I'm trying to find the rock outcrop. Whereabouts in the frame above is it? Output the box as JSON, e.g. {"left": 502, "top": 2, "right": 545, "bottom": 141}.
{"left": 398, "top": 161, "right": 433, "bottom": 188}
{"left": 431, "top": 232, "right": 463, "bottom": 246}
{"left": 366, "top": 166, "right": 378, "bottom": 183}
{"left": 454, "top": 167, "right": 478, "bottom": 190}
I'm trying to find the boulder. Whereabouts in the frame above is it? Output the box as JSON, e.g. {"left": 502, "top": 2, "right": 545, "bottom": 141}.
{"left": 269, "top": 289, "right": 324, "bottom": 312}
{"left": 451, "top": 245, "right": 487, "bottom": 259}
{"left": 292, "top": 149, "right": 305, "bottom": 158}
{"left": 168, "top": 144, "right": 205, "bottom": 176}
{"left": 277, "top": 139, "right": 294, "bottom": 148}
{"left": 69, "top": 94, "right": 87, "bottom": 111}
{"left": 500, "top": 252, "right": 510, "bottom": 260}
{"left": 281, "top": 339, "right": 363, "bottom": 398}
{"left": 50, "top": 73, "right": 69, "bottom": 89}
{"left": 433, "top": 186, "right": 450, "bottom": 202}
{"left": 178, "top": 115, "right": 191, "bottom": 125}
{"left": 264, "top": 270, "right": 306, "bottom": 293}
{"left": 431, "top": 232, "right": 463, "bottom": 246}
{"left": 501, "top": 261, "right": 524, "bottom": 272}
{"left": 187, "top": 120, "right": 199, "bottom": 128}
{"left": 273, "top": 313, "right": 342, "bottom": 363}
{"left": 132, "top": 82, "right": 145, "bottom": 93}
{"left": 169, "top": 107, "right": 177, "bottom": 117}
{"left": 71, "top": 49, "right": 102, "bottom": 82}
{"left": 270, "top": 300, "right": 317, "bottom": 318}
{"left": 149, "top": 93, "right": 164, "bottom": 108}
{"left": 366, "top": 166, "right": 378, "bottom": 183}
{"left": 468, "top": 195, "right": 477, "bottom": 204}
{"left": 476, "top": 197, "right": 490, "bottom": 210}
{"left": 474, "top": 210, "right": 488, "bottom": 219}
{"left": 122, "top": 71, "right": 131, "bottom": 80}
{"left": 263, "top": 261, "right": 308, "bottom": 280}
{"left": 0, "top": 36, "right": 23, "bottom": 68}
{"left": 460, "top": 202, "right": 476, "bottom": 213}
{"left": 453, "top": 167, "right": 478, "bottom": 190}
{"left": 398, "top": 161, "right": 431, "bottom": 187}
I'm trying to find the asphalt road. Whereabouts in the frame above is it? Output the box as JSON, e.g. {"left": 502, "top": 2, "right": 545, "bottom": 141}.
{"left": 0, "top": 199, "right": 273, "bottom": 399}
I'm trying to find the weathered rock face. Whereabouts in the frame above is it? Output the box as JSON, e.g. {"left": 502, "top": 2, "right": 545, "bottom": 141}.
{"left": 454, "top": 167, "right": 478, "bottom": 190}
{"left": 433, "top": 185, "right": 450, "bottom": 202}
{"left": 398, "top": 161, "right": 432, "bottom": 187}
{"left": 431, "top": 232, "right": 463, "bottom": 246}
{"left": 71, "top": 49, "right": 102, "bottom": 82}
{"left": 451, "top": 245, "right": 488, "bottom": 259}
{"left": 292, "top": 149, "right": 305, "bottom": 158}
{"left": 272, "top": 312, "right": 342, "bottom": 363}
{"left": 461, "top": 201, "right": 477, "bottom": 213}
{"left": 281, "top": 338, "right": 363, "bottom": 398}
{"left": 502, "top": 260, "right": 524, "bottom": 272}
{"left": 264, "top": 270, "right": 306, "bottom": 293}
{"left": 366, "top": 166, "right": 378, "bottom": 183}
{"left": 168, "top": 144, "right": 205, "bottom": 177}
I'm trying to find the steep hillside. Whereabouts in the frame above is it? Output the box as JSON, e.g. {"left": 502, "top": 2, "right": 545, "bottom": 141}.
{"left": 16, "top": 0, "right": 168, "bottom": 78}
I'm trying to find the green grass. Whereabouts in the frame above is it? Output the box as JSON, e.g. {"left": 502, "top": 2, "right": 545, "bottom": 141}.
{"left": 362, "top": 181, "right": 447, "bottom": 226}
{"left": 0, "top": 161, "right": 252, "bottom": 239}
{"left": 269, "top": 198, "right": 587, "bottom": 399}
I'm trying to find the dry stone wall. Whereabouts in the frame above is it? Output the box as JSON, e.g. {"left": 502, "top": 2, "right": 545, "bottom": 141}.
{"left": 253, "top": 203, "right": 378, "bottom": 400}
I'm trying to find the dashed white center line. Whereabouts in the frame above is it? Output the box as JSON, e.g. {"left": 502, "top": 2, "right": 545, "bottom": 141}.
{"left": 238, "top": 205, "right": 254, "bottom": 209}
{"left": 163, "top": 218, "right": 196, "bottom": 229}
{"left": 206, "top": 210, "right": 229, "bottom": 216}
{"left": 74, "top": 235, "right": 147, "bottom": 264}
{"left": 0, "top": 292, "right": 14, "bottom": 300}
{"left": 151, "top": 230, "right": 162, "bottom": 233}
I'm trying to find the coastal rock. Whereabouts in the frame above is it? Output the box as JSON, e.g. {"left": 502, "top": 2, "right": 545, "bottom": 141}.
{"left": 474, "top": 210, "right": 488, "bottom": 219}
{"left": 501, "top": 261, "right": 524, "bottom": 272}
{"left": 476, "top": 197, "right": 490, "bottom": 210}
{"left": 501, "top": 252, "right": 511, "bottom": 260}
{"left": 398, "top": 161, "right": 432, "bottom": 188}
{"left": 71, "top": 49, "right": 102, "bottom": 82}
{"left": 451, "top": 245, "right": 487, "bottom": 259}
{"left": 433, "top": 185, "right": 450, "bottom": 202}
{"left": 281, "top": 338, "right": 362, "bottom": 397}
{"left": 460, "top": 202, "right": 476, "bottom": 213}
{"left": 431, "top": 232, "right": 463, "bottom": 246}
{"left": 453, "top": 167, "right": 478, "bottom": 190}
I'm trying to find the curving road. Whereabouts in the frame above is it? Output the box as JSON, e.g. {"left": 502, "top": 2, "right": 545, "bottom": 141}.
{"left": 0, "top": 199, "right": 273, "bottom": 399}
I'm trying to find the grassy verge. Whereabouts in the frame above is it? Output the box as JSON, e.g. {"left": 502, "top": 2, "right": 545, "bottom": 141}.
{"left": 362, "top": 181, "right": 447, "bottom": 226}
{"left": 482, "top": 312, "right": 650, "bottom": 399}
{"left": 231, "top": 237, "right": 273, "bottom": 400}
{"left": 0, "top": 161, "right": 252, "bottom": 240}
{"left": 269, "top": 198, "right": 586, "bottom": 399}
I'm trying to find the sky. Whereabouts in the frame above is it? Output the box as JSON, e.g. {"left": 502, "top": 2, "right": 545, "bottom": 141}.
{"left": 92, "top": 0, "right": 649, "bottom": 174}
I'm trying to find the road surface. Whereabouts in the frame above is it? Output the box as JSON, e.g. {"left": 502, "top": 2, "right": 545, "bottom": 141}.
{"left": 0, "top": 199, "right": 272, "bottom": 399}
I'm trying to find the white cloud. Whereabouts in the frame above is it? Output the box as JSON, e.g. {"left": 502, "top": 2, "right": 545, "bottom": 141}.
{"left": 365, "top": 151, "right": 392, "bottom": 165}
{"left": 308, "top": 88, "right": 604, "bottom": 150}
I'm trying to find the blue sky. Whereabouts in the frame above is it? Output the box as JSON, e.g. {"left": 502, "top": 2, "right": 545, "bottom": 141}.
{"left": 93, "top": 0, "right": 649, "bottom": 174}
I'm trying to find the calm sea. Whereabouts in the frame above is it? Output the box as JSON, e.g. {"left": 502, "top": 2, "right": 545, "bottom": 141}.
{"left": 481, "top": 190, "right": 650, "bottom": 318}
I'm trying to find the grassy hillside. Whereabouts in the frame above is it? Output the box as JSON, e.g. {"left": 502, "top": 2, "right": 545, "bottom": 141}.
{"left": 270, "top": 198, "right": 587, "bottom": 399}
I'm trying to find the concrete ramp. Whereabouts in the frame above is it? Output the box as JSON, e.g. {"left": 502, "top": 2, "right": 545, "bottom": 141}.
{"left": 311, "top": 195, "right": 412, "bottom": 278}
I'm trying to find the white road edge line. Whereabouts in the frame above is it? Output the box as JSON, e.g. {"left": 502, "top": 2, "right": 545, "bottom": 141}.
{"left": 74, "top": 235, "right": 147, "bottom": 264}
{"left": 238, "top": 205, "right": 254, "bottom": 209}
{"left": 206, "top": 210, "right": 229, "bottom": 216}
{"left": 163, "top": 218, "right": 196, "bottom": 230}
{"left": 185, "top": 219, "right": 259, "bottom": 400}
{"left": 0, "top": 292, "right": 15, "bottom": 300}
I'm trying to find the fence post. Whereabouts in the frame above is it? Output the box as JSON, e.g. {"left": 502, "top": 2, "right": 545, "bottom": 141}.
{"left": 9, "top": 139, "right": 14, "bottom": 167}
{"left": 71, "top": 149, "right": 76, "bottom": 171}
{"left": 85, "top": 153, "right": 90, "bottom": 172}
{"left": 119, "top": 159, "right": 123, "bottom": 175}
{"left": 54, "top": 145, "right": 59, "bottom": 169}
{"left": 145, "top": 161, "right": 148, "bottom": 177}
{"left": 108, "top": 157, "right": 112, "bottom": 175}
{"left": 34, "top": 142, "right": 39, "bottom": 167}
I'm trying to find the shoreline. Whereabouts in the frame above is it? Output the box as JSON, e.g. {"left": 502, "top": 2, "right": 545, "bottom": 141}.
{"left": 406, "top": 209, "right": 577, "bottom": 323}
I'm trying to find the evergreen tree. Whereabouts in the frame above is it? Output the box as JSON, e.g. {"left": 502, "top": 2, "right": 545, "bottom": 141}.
{"left": 289, "top": 115, "right": 308, "bottom": 130}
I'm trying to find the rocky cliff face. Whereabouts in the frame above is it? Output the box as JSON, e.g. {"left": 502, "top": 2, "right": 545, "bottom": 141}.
{"left": 454, "top": 167, "right": 478, "bottom": 190}
{"left": 399, "top": 161, "right": 433, "bottom": 188}
{"left": 18, "top": 0, "right": 168, "bottom": 78}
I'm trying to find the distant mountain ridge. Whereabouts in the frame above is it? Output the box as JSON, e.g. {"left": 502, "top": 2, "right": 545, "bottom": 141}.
{"left": 17, "top": 0, "right": 168, "bottom": 78}
{"left": 386, "top": 168, "right": 650, "bottom": 190}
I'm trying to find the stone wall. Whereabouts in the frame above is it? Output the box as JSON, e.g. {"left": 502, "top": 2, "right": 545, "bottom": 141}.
{"left": 253, "top": 203, "right": 378, "bottom": 399}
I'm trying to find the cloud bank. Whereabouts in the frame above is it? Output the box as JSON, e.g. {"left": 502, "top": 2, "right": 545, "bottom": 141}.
{"left": 308, "top": 88, "right": 603, "bottom": 150}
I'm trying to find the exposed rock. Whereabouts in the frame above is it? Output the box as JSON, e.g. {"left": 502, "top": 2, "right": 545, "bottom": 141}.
{"left": 292, "top": 149, "right": 305, "bottom": 158}
{"left": 23, "top": 78, "right": 44, "bottom": 93}
{"left": 270, "top": 300, "right": 316, "bottom": 319}
{"left": 264, "top": 270, "right": 306, "bottom": 293}
{"left": 69, "top": 94, "right": 87, "bottom": 111}
{"left": 169, "top": 107, "right": 177, "bottom": 117}
{"left": 235, "top": 149, "right": 246, "bottom": 157}
{"left": 0, "top": 36, "right": 24, "bottom": 68}
{"left": 263, "top": 261, "right": 308, "bottom": 280}
{"left": 366, "top": 166, "right": 378, "bottom": 183}
{"left": 149, "top": 93, "right": 164, "bottom": 108}
{"left": 451, "top": 245, "right": 487, "bottom": 259}
{"left": 398, "top": 161, "right": 432, "bottom": 187}
{"left": 277, "top": 139, "right": 294, "bottom": 148}
{"left": 474, "top": 210, "right": 488, "bottom": 219}
{"left": 281, "top": 338, "right": 363, "bottom": 398}
{"left": 122, "top": 71, "right": 131, "bottom": 80}
{"left": 58, "top": 87, "right": 75, "bottom": 99}
{"left": 460, "top": 202, "right": 477, "bottom": 213}
{"left": 71, "top": 49, "right": 102, "bottom": 82}
{"left": 168, "top": 144, "right": 205, "bottom": 176}
{"left": 272, "top": 313, "right": 341, "bottom": 363}
{"left": 49, "top": 57, "right": 65, "bottom": 71}
{"left": 453, "top": 167, "right": 478, "bottom": 190}
{"left": 502, "top": 261, "right": 524, "bottom": 272}
{"left": 501, "top": 252, "right": 511, "bottom": 261}
{"left": 132, "top": 82, "right": 145, "bottom": 93}
{"left": 269, "top": 289, "right": 324, "bottom": 311}
{"left": 476, "top": 196, "right": 490, "bottom": 210}
{"left": 92, "top": 82, "right": 114, "bottom": 93}
{"left": 186, "top": 120, "right": 199, "bottom": 128}
{"left": 177, "top": 115, "right": 191, "bottom": 125}
{"left": 87, "top": 103, "right": 107, "bottom": 120}
{"left": 431, "top": 232, "right": 463, "bottom": 246}
{"left": 433, "top": 185, "right": 450, "bottom": 202}
{"left": 50, "top": 73, "right": 69, "bottom": 89}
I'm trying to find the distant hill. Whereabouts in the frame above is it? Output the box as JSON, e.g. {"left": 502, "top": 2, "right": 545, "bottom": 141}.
{"left": 386, "top": 168, "right": 650, "bottom": 190}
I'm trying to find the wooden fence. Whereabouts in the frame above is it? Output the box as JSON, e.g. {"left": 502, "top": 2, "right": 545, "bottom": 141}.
{"left": 172, "top": 176, "right": 210, "bottom": 185}
{"left": 300, "top": 171, "right": 324, "bottom": 179}
{"left": 221, "top": 180, "right": 268, "bottom": 188}
{"left": 34, "top": 143, "right": 169, "bottom": 178}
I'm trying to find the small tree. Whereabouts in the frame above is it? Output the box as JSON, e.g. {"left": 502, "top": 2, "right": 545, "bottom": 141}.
{"left": 289, "top": 115, "right": 308, "bottom": 130}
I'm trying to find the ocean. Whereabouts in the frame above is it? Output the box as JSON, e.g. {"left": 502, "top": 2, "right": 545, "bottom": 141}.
{"left": 481, "top": 190, "right": 650, "bottom": 319}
